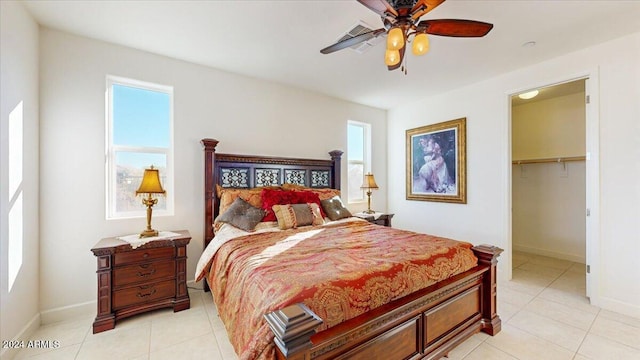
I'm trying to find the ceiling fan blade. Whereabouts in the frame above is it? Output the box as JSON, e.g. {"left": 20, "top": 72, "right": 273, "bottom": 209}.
{"left": 388, "top": 46, "right": 405, "bottom": 71}
{"left": 419, "top": 19, "right": 494, "bottom": 37}
{"left": 357, "top": 0, "right": 398, "bottom": 17}
{"left": 411, "top": 0, "right": 446, "bottom": 19}
{"left": 320, "top": 28, "right": 386, "bottom": 54}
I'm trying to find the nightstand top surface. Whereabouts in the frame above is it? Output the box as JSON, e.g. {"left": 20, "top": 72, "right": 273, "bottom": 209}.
{"left": 354, "top": 212, "right": 394, "bottom": 220}
{"left": 92, "top": 230, "right": 190, "bottom": 253}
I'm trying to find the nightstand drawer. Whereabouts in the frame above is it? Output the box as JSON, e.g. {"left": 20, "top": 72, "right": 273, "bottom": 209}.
{"left": 114, "top": 247, "right": 174, "bottom": 266}
{"left": 113, "top": 260, "right": 175, "bottom": 287}
{"left": 113, "top": 279, "right": 176, "bottom": 309}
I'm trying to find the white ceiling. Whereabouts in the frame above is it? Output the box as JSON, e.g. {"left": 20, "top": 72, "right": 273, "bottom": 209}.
{"left": 22, "top": 0, "right": 640, "bottom": 110}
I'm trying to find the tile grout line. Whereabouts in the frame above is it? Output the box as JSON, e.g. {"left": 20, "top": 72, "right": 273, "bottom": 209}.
{"left": 203, "top": 290, "right": 227, "bottom": 360}
{"left": 508, "top": 258, "right": 587, "bottom": 357}
{"left": 72, "top": 325, "right": 90, "bottom": 360}
{"left": 572, "top": 307, "right": 601, "bottom": 359}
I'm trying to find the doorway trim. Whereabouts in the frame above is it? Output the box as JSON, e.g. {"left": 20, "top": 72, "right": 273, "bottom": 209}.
{"left": 505, "top": 68, "right": 600, "bottom": 305}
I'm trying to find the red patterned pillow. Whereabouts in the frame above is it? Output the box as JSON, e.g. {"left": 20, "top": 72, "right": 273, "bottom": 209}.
{"left": 261, "top": 189, "right": 325, "bottom": 221}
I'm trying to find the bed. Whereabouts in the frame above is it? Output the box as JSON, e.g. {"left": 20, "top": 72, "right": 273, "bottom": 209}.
{"left": 199, "top": 138, "right": 502, "bottom": 360}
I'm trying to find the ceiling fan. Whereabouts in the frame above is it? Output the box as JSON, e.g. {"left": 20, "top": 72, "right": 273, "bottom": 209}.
{"left": 320, "top": 0, "right": 493, "bottom": 71}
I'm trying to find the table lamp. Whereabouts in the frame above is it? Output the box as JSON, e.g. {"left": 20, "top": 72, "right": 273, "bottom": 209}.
{"left": 136, "top": 165, "right": 166, "bottom": 238}
{"left": 360, "top": 172, "right": 379, "bottom": 214}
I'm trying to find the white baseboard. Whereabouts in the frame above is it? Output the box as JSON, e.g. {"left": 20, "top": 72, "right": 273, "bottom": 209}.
{"left": 39, "top": 300, "right": 95, "bottom": 325}
{"left": 0, "top": 313, "right": 40, "bottom": 360}
{"left": 513, "top": 244, "right": 585, "bottom": 263}
{"left": 40, "top": 282, "right": 203, "bottom": 325}
{"left": 595, "top": 295, "right": 640, "bottom": 319}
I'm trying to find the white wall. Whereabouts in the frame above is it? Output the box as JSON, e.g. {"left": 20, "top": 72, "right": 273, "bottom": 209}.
{"left": 38, "top": 29, "right": 387, "bottom": 319}
{"left": 512, "top": 162, "right": 586, "bottom": 262}
{"left": 0, "top": 1, "right": 40, "bottom": 358}
{"left": 388, "top": 32, "right": 640, "bottom": 317}
{"left": 512, "top": 92, "right": 586, "bottom": 160}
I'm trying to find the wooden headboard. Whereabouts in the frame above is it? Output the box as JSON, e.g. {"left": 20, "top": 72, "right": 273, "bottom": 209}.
{"left": 201, "top": 138, "right": 343, "bottom": 248}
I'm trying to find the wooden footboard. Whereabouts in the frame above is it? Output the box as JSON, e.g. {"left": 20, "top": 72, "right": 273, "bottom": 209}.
{"left": 265, "top": 245, "right": 502, "bottom": 360}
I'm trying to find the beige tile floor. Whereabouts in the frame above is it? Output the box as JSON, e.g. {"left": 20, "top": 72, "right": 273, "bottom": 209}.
{"left": 13, "top": 252, "right": 640, "bottom": 359}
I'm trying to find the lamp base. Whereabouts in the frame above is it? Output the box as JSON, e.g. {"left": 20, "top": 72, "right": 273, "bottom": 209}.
{"left": 139, "top": 229, "right": 159, "bottom": 238}
{"left": 362, "top": 209, "right": 376, "bottom": 214}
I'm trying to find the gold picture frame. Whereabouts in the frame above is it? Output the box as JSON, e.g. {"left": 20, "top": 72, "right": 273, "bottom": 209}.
{"left": 406, "top": 118, "right": 467, "bottom": 203}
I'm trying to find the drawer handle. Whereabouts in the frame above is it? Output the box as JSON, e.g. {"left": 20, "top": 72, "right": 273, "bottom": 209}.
{"left": 137, "top": 268, "right": 156, "bottom": 277}
{"left": 137, "top": 288, "right": 157, "bottom": 298}
{"left": 143, "top": 253, "right": 150, "bottom": 258}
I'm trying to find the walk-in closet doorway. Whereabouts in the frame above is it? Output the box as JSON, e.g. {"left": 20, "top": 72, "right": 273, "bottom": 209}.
{"left": 508, "top": 75, "right": 600, "bottom": 304}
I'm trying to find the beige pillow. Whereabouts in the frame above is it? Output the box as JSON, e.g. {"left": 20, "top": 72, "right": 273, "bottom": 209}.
{"left": 272, "top": 203, "right": 324, "bottom": 230}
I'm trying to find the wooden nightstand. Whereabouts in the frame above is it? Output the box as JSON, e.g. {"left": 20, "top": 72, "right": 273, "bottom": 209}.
{"left": 355, "top": 212, "right": 394, "bottom": 227}
{"left": 91, "top": 230, "right": 191, "bottom": 333}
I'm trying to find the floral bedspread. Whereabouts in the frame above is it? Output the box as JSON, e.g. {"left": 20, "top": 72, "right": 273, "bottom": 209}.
{"left": 202, "top": 219, "right": 477, "bottom": 360}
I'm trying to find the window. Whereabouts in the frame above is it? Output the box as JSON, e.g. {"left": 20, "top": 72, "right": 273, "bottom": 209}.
{"left": 347, "top": 121, "right": 371, "bottom": 203}
{"left": 106, "top": 76, "right": 173, "bottom": 219}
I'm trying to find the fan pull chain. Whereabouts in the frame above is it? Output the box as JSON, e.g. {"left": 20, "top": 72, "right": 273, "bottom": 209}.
{"left": 401, "top": 52, "right": 408, "bottom": 75}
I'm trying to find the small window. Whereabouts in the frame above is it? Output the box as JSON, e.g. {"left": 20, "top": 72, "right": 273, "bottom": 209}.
{"left": 347, "top": 121, "right": 371, "bottom": 203}
{"left": 106, "top": 76, "right": 173, "bottom": 219}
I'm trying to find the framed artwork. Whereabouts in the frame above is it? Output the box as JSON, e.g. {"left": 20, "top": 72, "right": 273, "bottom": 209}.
{"left": 406, "top": 117, "right": 467, "bottom": 203}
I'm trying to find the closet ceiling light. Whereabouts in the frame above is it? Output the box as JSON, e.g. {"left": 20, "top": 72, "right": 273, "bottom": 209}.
{"left": 518, "top": 90, "right": 539, "bottom": 100}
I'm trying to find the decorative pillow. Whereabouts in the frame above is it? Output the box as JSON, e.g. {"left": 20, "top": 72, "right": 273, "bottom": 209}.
{"left": 215, "top": 197, "right": 265, "bottom": 232}
{"left": 281, "top": 183, "right": 307, "bottom": 191}
{"left": 218, "top": 187, "right": 263, "bottom": 216}
{"left": 309, "top": 188, "right": 341, "bottom": 201}
{"left": 272, "top": 203, "right": 324, "bottom": 230}
{"left": 261, "top": 189, "right": 325, "bottom": 221}
{"left": 217, "top": 185, "right": 282, "bottom": 216}
{"left": 321, "top": 196, "right": 352, "bottom": 221}
{"left": 217, "top": 184, "right": 283, "bottom": 196}
{"left": 282, "top": 184, "right": 341, "bottom": 201}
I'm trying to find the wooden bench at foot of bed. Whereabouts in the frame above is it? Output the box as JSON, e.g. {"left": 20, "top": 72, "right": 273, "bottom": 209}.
{"left": 265, "top": 244, "right": 502, "bottom": 360}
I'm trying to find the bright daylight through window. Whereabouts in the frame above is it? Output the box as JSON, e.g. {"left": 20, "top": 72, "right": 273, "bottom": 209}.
{"left": 347, "top": 121, "right": 370, "bottom": 203}
{"left": 106, "top": 76, "right": 173, "bottom": 219}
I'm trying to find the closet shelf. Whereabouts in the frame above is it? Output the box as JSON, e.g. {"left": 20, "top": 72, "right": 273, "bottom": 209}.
{"left": 512, "top": 156, "right": 586, "bottom": 165}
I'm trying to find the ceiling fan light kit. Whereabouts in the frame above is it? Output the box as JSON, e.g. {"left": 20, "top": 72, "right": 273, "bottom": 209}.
{"left": 320, "top": 0, "right": 493, "bottom": 71}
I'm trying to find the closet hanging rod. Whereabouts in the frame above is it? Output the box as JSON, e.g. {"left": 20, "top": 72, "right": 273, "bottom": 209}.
{"left": 512, "top": 156, "right": 586, "bottom": 165}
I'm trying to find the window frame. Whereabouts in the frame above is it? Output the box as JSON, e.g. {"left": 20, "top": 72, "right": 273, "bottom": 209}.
{"left": 347, "top": 120, "right": 372, "bottom": 204}
{"left": 105, "top": 75, "right": 174, "bottom": 219}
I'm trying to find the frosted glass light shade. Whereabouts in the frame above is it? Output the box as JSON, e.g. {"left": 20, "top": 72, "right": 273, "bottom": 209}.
{"left": 412, "top": 33, "right": 430, "bottom": 55}
{"left": 385, "top": 49, "right": 401, "bottom": 66}
{"left": 518, "top": 90, "right": 539, "bottom": 100}
{"left": 387, "top": 27, "right": 405, "bottom": 51}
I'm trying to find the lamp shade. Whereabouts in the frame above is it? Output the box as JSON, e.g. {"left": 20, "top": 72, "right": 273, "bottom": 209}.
{"left": 360, "top": 173, "right": 379, "bottom": 190}
{"left": 136, "top": 166, "right": 166, "bottom": 195}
